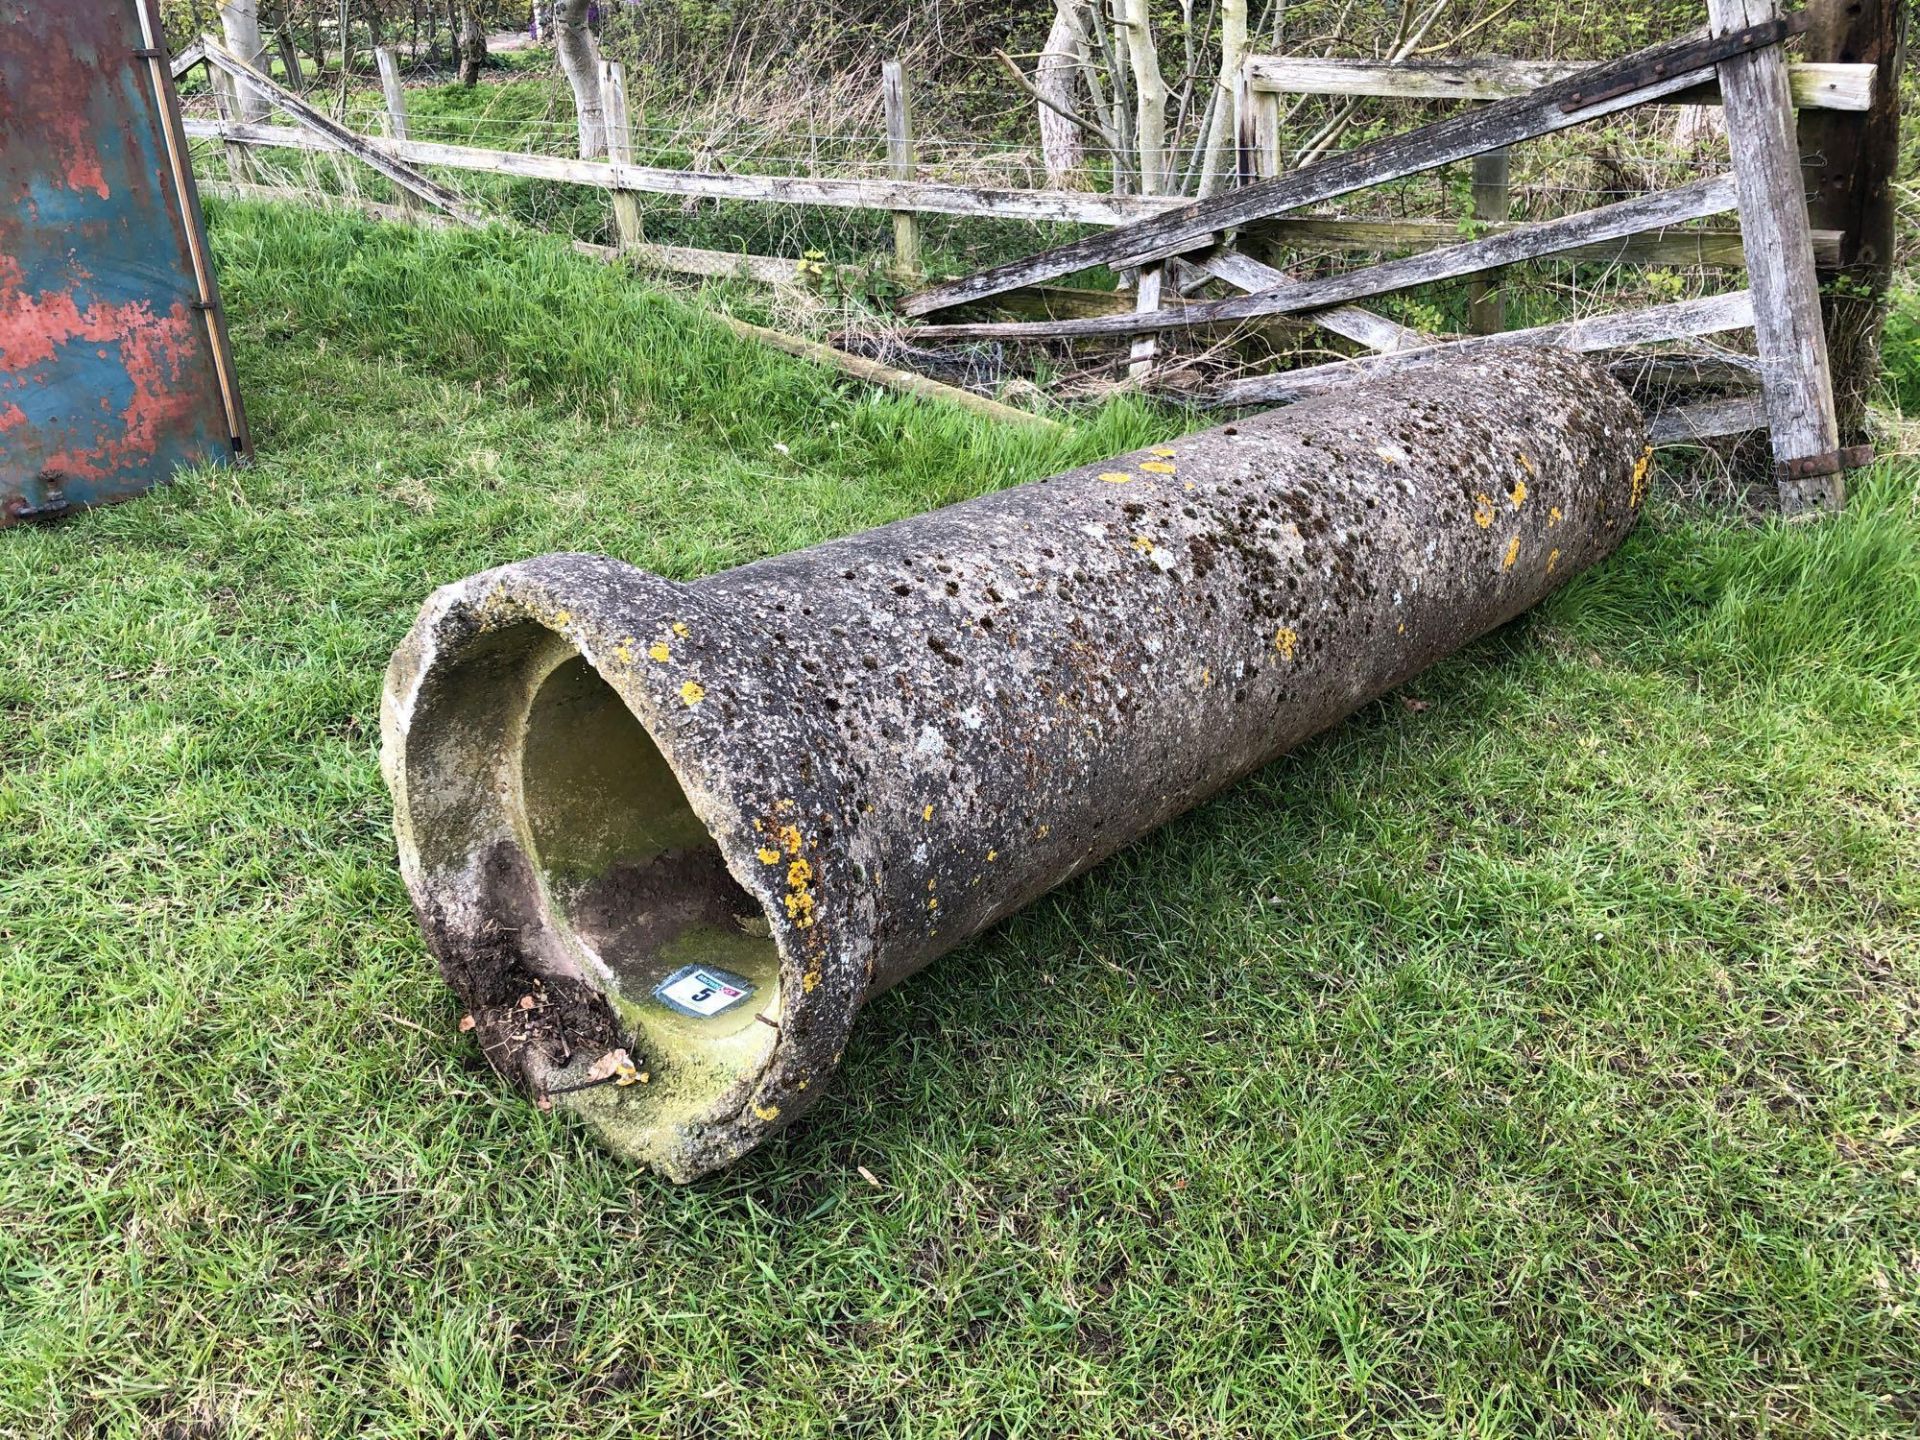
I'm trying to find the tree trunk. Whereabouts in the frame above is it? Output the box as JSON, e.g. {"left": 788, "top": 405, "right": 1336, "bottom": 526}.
{"left": 275, "top": 24, "right": 304, "bottom": 90}
{"left": 1120, "top": 0, "right": 1167, "bottom": 194}
{"left": 1799, "top": 0, "right": 1907, "bottom": 447}
{"left": 1671, "top": 104, "right": 1724, "bottom": 151}
{"left": 460, "top": 6, "right": 486, "bottom": 86}
{"left": 1037, "top": 9, "right": 1086, "bottom": 188}
{"left": 554, "top": 0, "right": 607, "bottom": 158}
{"left": 1195, "top": 0, "right": 1249, "bottom": 196}
{"left": 217, "top": 1, "right": 271, "bottom": 123}
{"left": 338, "top": 0, "right": 356, "bottom": 77}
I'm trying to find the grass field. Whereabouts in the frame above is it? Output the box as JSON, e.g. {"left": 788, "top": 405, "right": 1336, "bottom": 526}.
{"left": 3, "top": 202, "right": 1918, "bottom": 1438}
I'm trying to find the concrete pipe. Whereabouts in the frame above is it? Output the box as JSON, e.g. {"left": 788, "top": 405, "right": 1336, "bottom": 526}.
{"left": 381, "top": 348, "right": 1649, "bottom": 1182}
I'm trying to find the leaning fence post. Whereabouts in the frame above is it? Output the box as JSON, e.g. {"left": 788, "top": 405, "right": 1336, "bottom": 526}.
{"left": 601, "top": 60, "right": 645, "bottom": 253}
{"left": 1707, "top": 0, "right": 1847, "bottom": 512}
{"left": 1467, "top": 148, "right": 1509, "bottom": 333}
{"left": 883, "top": 60, "right": 922, "bottom": 281}
{"left": 374, "top": 47, "right": 419, "bottom": 215}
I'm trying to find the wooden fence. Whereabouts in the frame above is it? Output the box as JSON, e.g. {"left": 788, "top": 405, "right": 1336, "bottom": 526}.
{"left": 177, "top": 52, "right": 1866, "bottom": 275}
{"left": 894, "top": 2, "right": 1887, "bottom": 512}
{"left": 173, "top": 1, "right": 1897, "bottom": 513}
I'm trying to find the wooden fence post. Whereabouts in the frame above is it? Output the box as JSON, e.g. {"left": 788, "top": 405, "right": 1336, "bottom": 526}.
{"left": 601, "top": 60, "right": 644, "bottom": 252}
{"left": 375, "top": 48, "right": 419, "bottom": 214}
{"left": 1799, "top": 0, "right": 1905, "bottom": 448}
{"left": 1252, "top": 89, "right": 1281, "bottom": 180}
{"left": 1707, "top": 0, "right": 1846, "bottom": 512}
{"left": 1232, "top": 69, "right": 1283, "bottom": 185}
{"left": 883, "top": 60, "right": 922, "bottom": 281}
{"left": 1467, "top": 148, "right": 1509, "bottom": 333}
{"left": 1127, "top": 261, "right": 1164, "bottom": 380}
{"left": 1233, "top": 67, "right": 1255, "bottom": 186}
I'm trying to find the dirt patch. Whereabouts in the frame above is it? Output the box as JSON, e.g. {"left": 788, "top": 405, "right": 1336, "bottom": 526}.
{"left": 567, "top": 844, "right": 762, "bottom": 958}
{"left": 423, "top": 840, "right": 624, "bottom": 1098}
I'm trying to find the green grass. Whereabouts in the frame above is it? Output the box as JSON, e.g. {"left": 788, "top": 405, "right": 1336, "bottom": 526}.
{"left": 3, "top": 202, "right": 1918, "bottom": 1438}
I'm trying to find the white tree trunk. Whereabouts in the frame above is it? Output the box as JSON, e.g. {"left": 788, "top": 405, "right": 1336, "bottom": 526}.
{"left": 218, "top": 1, "right": 271, "bottom": 124}
{"left": 1120, "top": 0, "right": 1168, "bottom": 194}
{"left": 1195, "top": 0, "right": 1249, "bottom": 196}
{"left": 554, "top": 0, "right": 607, "bottom": 159}
{"left": 1037, "top": 9, "right": 1087, "bottom": 188}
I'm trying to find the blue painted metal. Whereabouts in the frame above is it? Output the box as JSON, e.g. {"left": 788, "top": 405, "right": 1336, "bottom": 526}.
{"left": 1, "top": 0, "right": 248, "bottom": 526}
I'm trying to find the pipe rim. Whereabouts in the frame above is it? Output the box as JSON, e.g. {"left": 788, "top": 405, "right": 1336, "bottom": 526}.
{"left": 380, "top": 558, "right": 853, "bottom": 1181}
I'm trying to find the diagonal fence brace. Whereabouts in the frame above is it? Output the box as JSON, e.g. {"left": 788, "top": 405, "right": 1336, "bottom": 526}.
{"left": 902, "top": 20, "right": 1809, "bottom": 317}
{"left": 198, "top": 38, "right": 486, "bottom": 228}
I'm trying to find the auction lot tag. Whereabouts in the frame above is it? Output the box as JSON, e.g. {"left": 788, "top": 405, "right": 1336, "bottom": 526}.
{"left": 652, "top": 964, "right": 755, "bottom": 1019}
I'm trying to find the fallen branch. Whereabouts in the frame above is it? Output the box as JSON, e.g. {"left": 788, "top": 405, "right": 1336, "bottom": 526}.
{"left": 716, "top": 315, "right": 1066, "bottom": 431}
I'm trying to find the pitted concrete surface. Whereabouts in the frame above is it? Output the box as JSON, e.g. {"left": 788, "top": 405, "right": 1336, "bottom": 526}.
{"left": 381, "top": 349, "right": 1648, "bottom": 1181}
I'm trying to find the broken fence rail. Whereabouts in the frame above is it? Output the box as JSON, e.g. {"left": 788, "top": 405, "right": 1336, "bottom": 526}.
{"left": 899, "top": 19, "right": 1805, "bottom": 317}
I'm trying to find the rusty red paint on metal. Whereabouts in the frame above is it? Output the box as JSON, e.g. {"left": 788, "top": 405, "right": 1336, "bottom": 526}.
{"left": 1, "top": 2, "right": 246, "bottom": 525}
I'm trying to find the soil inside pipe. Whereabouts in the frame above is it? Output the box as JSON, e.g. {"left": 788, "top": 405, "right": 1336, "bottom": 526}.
{"left": 434, "top": 631, "right": 787, "bottom": 1143}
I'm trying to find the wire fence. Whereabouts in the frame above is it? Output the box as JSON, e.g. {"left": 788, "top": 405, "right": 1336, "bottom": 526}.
{"left": 177, "top": 49, "right": 1766, "bottom": 402}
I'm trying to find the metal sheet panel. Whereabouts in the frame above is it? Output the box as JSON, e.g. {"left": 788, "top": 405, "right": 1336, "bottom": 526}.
{"left": 1, "top": 1, "right": 247, "bottom": 525}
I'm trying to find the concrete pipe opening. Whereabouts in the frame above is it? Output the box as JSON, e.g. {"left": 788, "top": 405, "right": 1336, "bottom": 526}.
{"left": 385, "top": 600, "right": 814, "bottom": 1181}
{"left": 384, "top": 348, "right": 1653, "bottom": 1183}
{"left": 519, "top": 652, "right": 783, "bottom": 1100}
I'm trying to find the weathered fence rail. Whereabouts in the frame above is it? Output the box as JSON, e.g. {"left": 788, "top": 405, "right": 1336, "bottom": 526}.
{"left": 912, "top": 175, "right": 1746, "bottom": 342}
{"left": 1242, "top": 56, "right": 1871, "bottom": 106}
{"left": 188, "top": 113, "right": 1841, "bottom": 272}
{"left": 179, "top": 116, "right": 1193, "bottom": 226}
